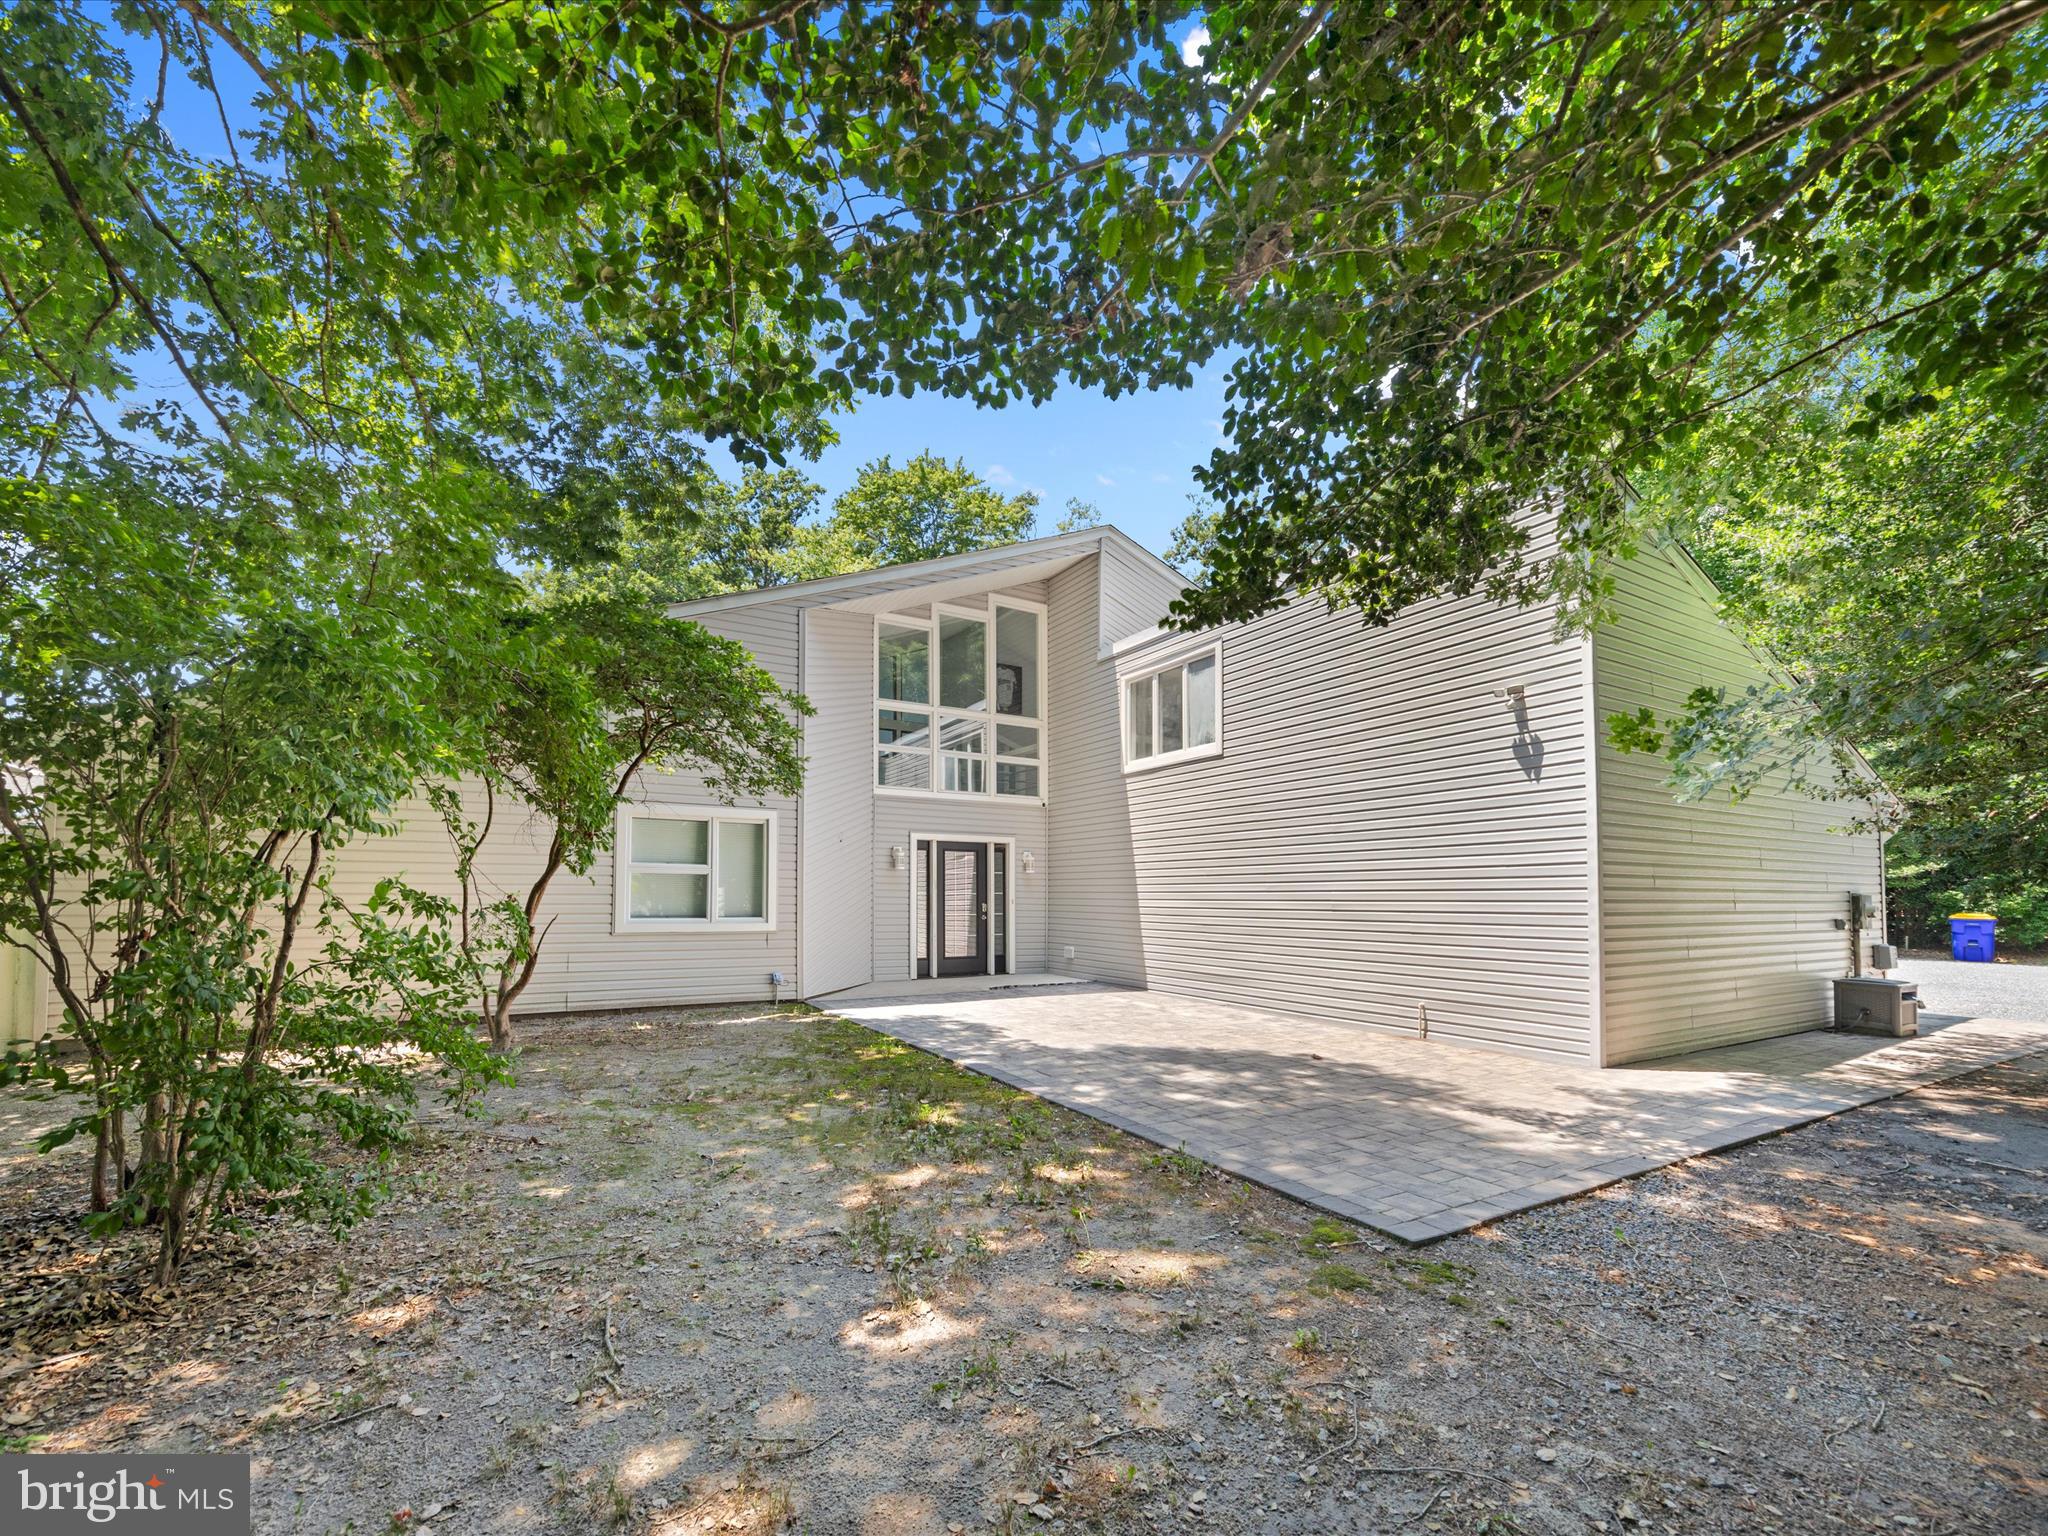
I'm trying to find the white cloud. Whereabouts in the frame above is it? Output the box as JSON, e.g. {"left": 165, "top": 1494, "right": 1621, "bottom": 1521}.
{"left": 1150, "top": 471, "right": 1175, "bottom": 485}
{"left": 985, "top": 463, "right": 1016, "bottom": 486}
{"left": 1096, "top": 473, "right": 1117, "bottom": 487}
{"left": 1180, "top": 25, "right": 1209, "bottom": 67}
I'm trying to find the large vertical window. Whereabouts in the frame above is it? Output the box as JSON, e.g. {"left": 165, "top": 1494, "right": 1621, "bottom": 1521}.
{"left": 1122, "top": 644, "right": 1222, "bottom": 771}
{"left": 875, "top": 599, "right": 1046, "bottom": 800}
{"left": 615, "top": 806, "right": 777, "bottom": 931}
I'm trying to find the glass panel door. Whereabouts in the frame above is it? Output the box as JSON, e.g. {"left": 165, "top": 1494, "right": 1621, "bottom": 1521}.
{"left": 933, "top": 842, "right": 989, "bottom": 976}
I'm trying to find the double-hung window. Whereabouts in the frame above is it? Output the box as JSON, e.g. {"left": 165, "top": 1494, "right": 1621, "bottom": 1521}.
{"left": 875, "top": 599, "right": 1045, "bottom": 800}
{"left": 614, "top": 804, "right": 776, "bottom": 931}
{"left": 1122, "top": 643, "right": 1222, "bottom": 771}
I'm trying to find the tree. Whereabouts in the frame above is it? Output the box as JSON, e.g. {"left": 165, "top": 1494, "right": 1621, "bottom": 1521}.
{"left": 1163, "top": 497, "right": 1221, "bottom": 576}
{"left": 533, "top": 467, "right": 829, "bottom": 606}
{"left": 1054, "top": 496, "right": 1105, "bottom": 534}
{"left": 820, "top": 453, "right": 1041, "bottom": 569}
{"left": 0, "top": 2, "right": 862, "bottom": 1278}
{"left": 16, "top": 4, "right": 2044, "bottom": 635}
{"left": 1627, "top": 369, "right": 2048, "bottom": 947}
{"left": 539, "top": 455, "right": 1049, "bottom": 607}
{"left": 0, "top": 453, "right": 510, "bottom": 1283}
{"left": 436, "top": 600, "right": 808, "bottom": 1050}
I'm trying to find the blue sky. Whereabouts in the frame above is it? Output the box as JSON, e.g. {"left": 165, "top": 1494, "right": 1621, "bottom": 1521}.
{"left": 718, "top": 364, "right": 1231, "bottom": 556}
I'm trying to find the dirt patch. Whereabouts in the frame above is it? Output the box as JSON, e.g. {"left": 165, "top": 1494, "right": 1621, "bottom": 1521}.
{"left": 2, "top": 1005, "right": 2043, "bottom": 1535}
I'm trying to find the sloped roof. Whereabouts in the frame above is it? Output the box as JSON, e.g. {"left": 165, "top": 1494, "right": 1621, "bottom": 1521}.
{"left": 664, "top": 524, "right": 1181, "bottom": 618}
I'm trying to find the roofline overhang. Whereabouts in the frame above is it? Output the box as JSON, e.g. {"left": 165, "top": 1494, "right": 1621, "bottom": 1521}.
{"left": 664, "top": 524, "right": 1182, "bottom": 619}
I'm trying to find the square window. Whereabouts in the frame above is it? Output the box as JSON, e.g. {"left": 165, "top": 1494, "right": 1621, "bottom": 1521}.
{"left": 995, "top": 722, "right": 1039, "bottom": 759}
{"left": 878, "top": 708, "right": 930, "bottom": 747}
{"left": 996, "top": 761, "right": 1040, "bottom": 797}
{"left": 1122, "top": 646, "right": 1223, "bottom": 771}
{"left": 939, "top": 716, "right": 986, "bottom": 753}
{"left": 942, "top": 755, "right": 985, "bottom": 794}
{"left": 618, "top": 809, "right": 775, "bottom": 929}
{"left": 878, "top": 749, "right": 932, "bottom": 791}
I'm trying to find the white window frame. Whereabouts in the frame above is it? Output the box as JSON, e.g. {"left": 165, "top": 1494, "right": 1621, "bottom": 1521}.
{"left": 907, "top": 832, "right": 1018, "bottom": 979}
{"left": 1120, "top": 641, "right": 1224, "bottom": 774}
{"left": 612, "top": 803, "right": 778, "bottom": 934}
{"left": 873, "top": 596, "right": 1048, "bottom": 804}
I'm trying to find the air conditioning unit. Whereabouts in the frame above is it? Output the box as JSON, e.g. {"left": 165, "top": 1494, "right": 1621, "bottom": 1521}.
{"left": 1833, "top": 977, "right": 1919, "bottom": 1038}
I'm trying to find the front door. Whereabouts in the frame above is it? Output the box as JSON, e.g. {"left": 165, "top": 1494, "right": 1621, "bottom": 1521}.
{"left": 933, "top": 841, "right": 990, "bottom": 977}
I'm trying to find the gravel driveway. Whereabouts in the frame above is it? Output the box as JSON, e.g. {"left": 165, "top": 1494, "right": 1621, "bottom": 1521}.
{"left": 1895, "top": 955, "right": 2048, "bottom": 1023}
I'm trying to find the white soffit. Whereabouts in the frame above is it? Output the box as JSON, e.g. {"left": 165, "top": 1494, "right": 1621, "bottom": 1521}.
{"left": 821, "top": 551, "right": 1089, "bottom": 613}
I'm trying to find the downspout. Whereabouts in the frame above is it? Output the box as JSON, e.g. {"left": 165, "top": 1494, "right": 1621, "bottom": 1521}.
{"left": 793, "top": 606, "right": 807, "bottom": 1001}
{"left": 1582, "top": 628, "right": 1607, "bottom": 1068}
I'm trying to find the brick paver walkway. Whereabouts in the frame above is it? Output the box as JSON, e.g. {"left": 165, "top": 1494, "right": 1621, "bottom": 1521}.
{"left": 824, "top": 983, "right": 2048, "bottom": 1242}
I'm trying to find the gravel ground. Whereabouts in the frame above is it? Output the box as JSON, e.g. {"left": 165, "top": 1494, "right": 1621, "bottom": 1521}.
{"left": 2, "top": 1005, "right": 2043, "bottom": 1536}
{"left": 1896, "top": 955, "right": 2048, "bottom": 1024}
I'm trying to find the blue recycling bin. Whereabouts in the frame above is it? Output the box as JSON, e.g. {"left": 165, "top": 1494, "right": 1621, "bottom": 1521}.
{"left": 1949, "top": 914, "right": 1997, "bottom": 963}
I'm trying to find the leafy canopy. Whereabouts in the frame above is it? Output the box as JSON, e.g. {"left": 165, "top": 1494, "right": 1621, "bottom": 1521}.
{"left": 820, "top": 452, "right": 1042, "bottom": 569}
{"left": 10, "top": 3, "right": 2043, "bottom": 626}
{"left": 541, "top": 454, "right": 1048, "bottom": 604}
{"left": 1634, "top": 369, "right": 2048, "bottom": 944}
{"left": 1157, "top": 3, "right": 2048, "bottom": 627}
{"left": 0, "top": 448, "right": 513, "bottom": 1279}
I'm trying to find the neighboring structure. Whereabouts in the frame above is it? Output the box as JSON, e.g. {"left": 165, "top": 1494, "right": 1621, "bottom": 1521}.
{"left": 12, "top": 524, "right": 1890, "bottom": 1066}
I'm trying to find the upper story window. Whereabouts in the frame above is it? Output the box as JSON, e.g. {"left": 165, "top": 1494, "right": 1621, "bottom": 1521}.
{"left": 1123, "top": 643, "right": 1221, "bottom": 772}
{"left": 614, "top": 804, "right": 777, "bottom": 932}
{"left": 876, "top": 598, "right": 1045, "bottom": 801}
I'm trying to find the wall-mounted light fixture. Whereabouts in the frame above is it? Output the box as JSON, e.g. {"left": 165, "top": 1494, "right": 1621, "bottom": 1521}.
{"left": 1492, "top": 684, "right": 1527, "bottom": 709}
{"left": 1021, "top": 852, "right": 1035, "bottom": 875}
{"left": 889, "top": 845, "right": 906, "bottom": 870}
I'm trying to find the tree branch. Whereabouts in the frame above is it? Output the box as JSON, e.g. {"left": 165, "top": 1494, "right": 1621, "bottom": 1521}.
{"left": 0, "top": 61, "right": 247, "bottom": 450}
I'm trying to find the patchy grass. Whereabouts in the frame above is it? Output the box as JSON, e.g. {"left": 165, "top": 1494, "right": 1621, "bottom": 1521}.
{"left": 2, "top": 1007, "right": 2043, "bottom": 1536}
{"left": 1306, "top": 1261, "right": 1374, "bottom": 1295}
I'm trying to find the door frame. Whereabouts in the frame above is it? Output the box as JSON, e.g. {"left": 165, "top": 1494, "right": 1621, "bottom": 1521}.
{"left": 907, "top": 831, "right": 1017, "bottom": 980}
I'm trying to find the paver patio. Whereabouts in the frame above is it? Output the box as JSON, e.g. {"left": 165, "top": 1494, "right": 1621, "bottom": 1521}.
{"left": 822, "top": 979, "right": 2048, "bottom": 1242}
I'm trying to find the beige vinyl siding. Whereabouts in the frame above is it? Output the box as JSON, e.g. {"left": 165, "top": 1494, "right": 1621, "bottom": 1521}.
{"left": 1118, "top": 585, "right": 1595, "bottom": 1060}
{"left": 1096, "top": 538, "right": 1186, "bottom": 649}
{"left": 2, "top": 940, "right": 42, "bottom": 1046}
{"left": 308, "top": 603, "right": 804, "bottom": 1017}
{"left": 1594, "top": 541, "right": 1885, "bottom": 1064}
{"left": 800, "top": 607, "right": 877, "bottom": 994}
{"left": 1046, "top": 554, "right": 1149, "bottom": 984}
{"left": 869, "top": 798, "right": 1050, "bottom": 983}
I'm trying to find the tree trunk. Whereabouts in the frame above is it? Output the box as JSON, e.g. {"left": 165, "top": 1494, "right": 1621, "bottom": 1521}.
{"left": 91, "top": 1118, "right": 114, "bottom": 1212}
{"left": 486, "top": 837, "right": 566, "bottom": 1051}
{"left": 90, "top": 1097, "right": 127, "bottom": 1213}
{"left": 137, "top": 1093, "right": 171, "bottom": 1223}
{"left": 479, "top": 994, "right": 511, "bottom": 1052}
{"left": 153, "top": 1177, "right": 191, "bottom": 1289}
